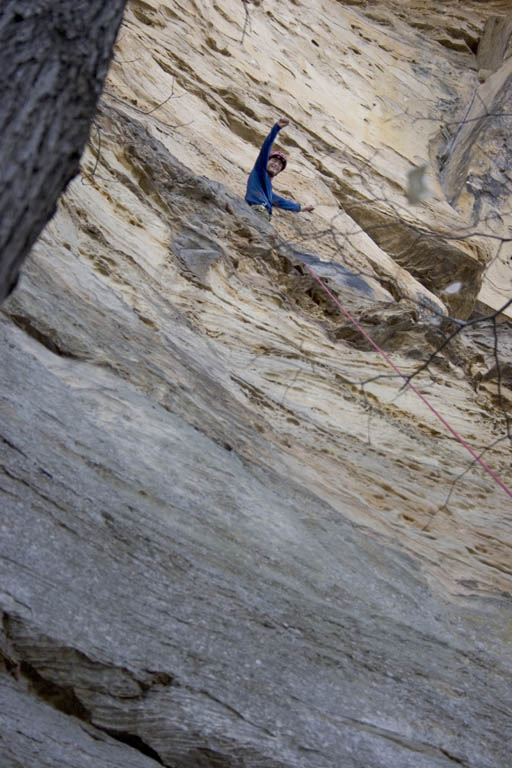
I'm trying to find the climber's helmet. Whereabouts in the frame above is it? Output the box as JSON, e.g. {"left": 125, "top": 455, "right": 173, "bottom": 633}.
{"left": 267, "top": 151, "right": 287, "bottom": 177}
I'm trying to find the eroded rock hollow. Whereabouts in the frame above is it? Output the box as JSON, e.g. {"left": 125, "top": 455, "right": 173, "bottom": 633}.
{"left": 1, "top": 2, "right": 512, "bottom": 767}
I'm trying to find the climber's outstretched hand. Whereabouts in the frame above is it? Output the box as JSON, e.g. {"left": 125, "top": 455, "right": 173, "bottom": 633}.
{"left": 277, "top": 117, "right": 289, "bottom": 128}
{"left": 302, "top": 204, "right": 315, "bottom": 213}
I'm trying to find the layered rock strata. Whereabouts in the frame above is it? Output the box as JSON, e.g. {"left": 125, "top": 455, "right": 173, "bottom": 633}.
{"left": 1, "top": 2, "right": 512, "bottom": 767}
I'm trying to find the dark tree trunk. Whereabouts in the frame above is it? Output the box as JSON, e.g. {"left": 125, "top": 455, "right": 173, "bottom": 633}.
{"left": 0, "top": 0, "right": 127, "bottom": 303}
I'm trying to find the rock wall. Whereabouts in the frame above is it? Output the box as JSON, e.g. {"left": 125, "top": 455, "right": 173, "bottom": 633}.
{"left": 1, "top": 2, "right": 512, "bottom": 767}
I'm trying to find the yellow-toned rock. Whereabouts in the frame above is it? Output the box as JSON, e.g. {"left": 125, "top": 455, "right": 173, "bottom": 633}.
{"left": 2, "top": 3, "right": 512, "bottom": 767}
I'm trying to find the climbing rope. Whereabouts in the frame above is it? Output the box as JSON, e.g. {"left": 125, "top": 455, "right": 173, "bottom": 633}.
{"left": 304, "top": 264, "right": 512, "bottom": 500}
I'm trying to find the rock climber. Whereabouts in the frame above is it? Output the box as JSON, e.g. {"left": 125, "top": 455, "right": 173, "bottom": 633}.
{"left": 245, "top": 117, "right": 314, "bottom": 220}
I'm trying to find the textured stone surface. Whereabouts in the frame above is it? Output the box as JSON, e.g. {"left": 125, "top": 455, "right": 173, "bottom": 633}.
{"left": 1, "top": 1, "right": 512, "bottom": 767}
{"left": 0, "top": 0, "right": 127, "bottom": 302}
{"left": 477, "top": 13, "right": 512, "bottom": 74}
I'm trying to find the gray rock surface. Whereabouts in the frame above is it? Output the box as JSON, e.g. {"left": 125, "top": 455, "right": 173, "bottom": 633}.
{"left": 1, "top": 260, "right": 511, "bottom": 766}
{"left": 1, "top": 670, "right": 157, "bottom": 768}
{"left": 2, "top": 3, "right": 512, "bottom": 765}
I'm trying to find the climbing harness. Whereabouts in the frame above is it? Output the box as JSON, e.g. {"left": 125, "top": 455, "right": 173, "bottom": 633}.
{"left": 251, "top": 204, "right": 271, "bottom": 221}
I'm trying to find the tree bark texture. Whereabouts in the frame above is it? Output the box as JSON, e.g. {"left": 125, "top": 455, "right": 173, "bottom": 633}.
{"left": 0, "top": 0, "right": 127, "bottom": 303}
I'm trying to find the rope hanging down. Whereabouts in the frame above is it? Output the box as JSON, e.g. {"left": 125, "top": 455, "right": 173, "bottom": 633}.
{"left": 304, "top": 264, "right": 512, "bottom": 500}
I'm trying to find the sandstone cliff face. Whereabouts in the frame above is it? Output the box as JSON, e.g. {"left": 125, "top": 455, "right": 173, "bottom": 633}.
{"left": 2, "top": 2, "right": 512, "bottom": 767}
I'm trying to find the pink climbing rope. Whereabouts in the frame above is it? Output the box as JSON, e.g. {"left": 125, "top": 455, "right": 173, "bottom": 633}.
{"left": 304, "top": 263, "right": 512, "bottom": 500}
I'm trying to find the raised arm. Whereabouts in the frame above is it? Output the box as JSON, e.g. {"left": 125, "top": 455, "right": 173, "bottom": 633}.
{"left": 253, "top": 117, "right": 289, "bottom": 183}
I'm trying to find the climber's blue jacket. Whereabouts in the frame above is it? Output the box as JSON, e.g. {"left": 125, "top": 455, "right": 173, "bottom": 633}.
{"left": 245, "top": 123, "right": 301, "bottom": 215}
